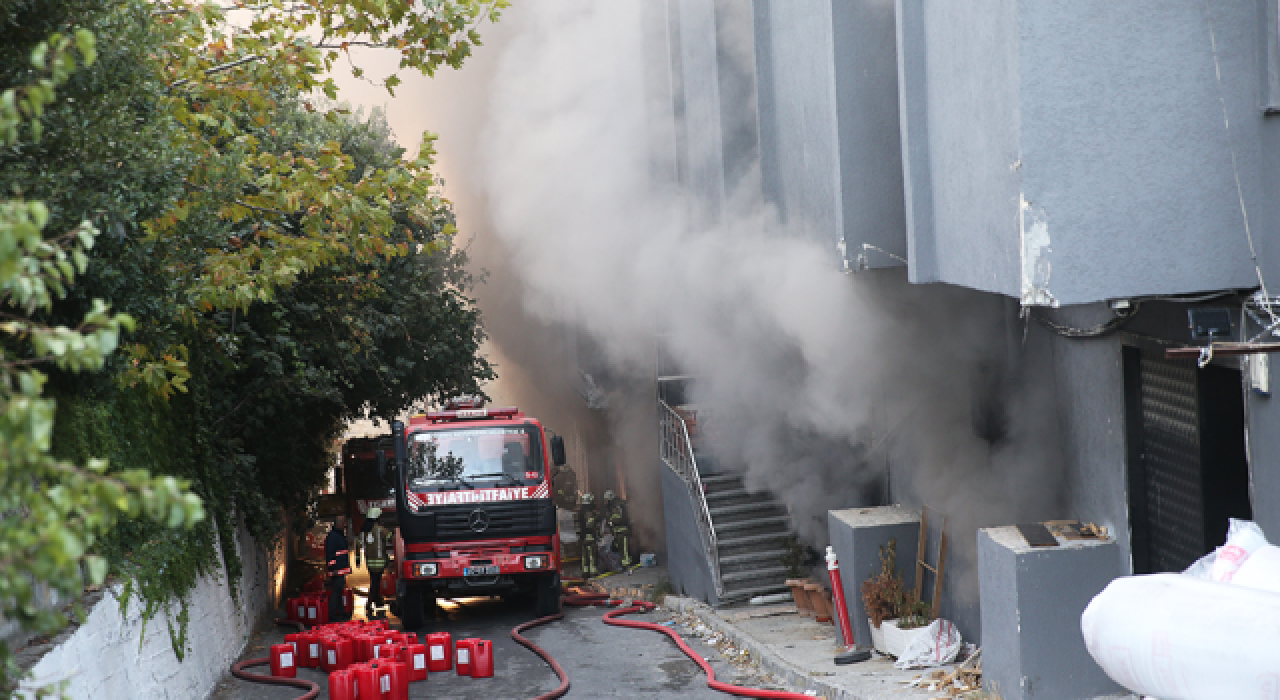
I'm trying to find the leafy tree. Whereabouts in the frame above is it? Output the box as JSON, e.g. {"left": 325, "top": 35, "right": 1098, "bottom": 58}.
{"left": 148, "top": 0, "right": 508, "bottom": 310}
{"left": 0, "top": 22, "right": 204, "bottom": 692}
{"left": 1, "top": 0, "right": 499, "bottom": 686}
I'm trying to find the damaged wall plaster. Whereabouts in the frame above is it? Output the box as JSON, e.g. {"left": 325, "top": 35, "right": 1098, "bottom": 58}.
{"left": 1020, "top": 196, "right": 1057, "bottom": 307}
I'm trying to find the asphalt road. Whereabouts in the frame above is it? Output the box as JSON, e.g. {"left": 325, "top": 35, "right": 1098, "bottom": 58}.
{"left": 211, "top": 593, "right": 796, "bottom": 699}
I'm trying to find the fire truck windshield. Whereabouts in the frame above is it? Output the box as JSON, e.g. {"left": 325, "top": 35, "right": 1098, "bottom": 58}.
{"left": 406, "top": 425, "right": 543, "bottom": 492}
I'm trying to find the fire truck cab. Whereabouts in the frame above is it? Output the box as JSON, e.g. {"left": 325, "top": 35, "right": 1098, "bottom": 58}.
{"left": 381, "top": 399, "right": 566, "bottom": 629}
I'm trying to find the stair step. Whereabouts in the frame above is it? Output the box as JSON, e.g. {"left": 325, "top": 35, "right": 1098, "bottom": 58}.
{"left": 721, "top": 566, "right": 791, "bottom": 586}
{"left": 717, "top": 532, "right": 793, "bottom": 551}
{"left": 718, "top": 549, "right": 790, "bottom": 568}
{"left": 704, "top": 488, "right": 754, "bottom": 503}
{"left": 700, "top": 479, "right": 742, "bottom": 493}
{"left": 709, "top": 501, "right": 787, "bottom": 521}
{"left": 714, "top": 515, "right": 791, "bottom": 536}
{"left": 705, "top": 487, "right": 773, "bottom": 503}
{"left": 718, "top": 581, "right": 791, "bottom": 604}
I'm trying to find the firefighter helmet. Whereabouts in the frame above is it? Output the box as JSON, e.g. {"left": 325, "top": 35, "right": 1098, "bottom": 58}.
{"left": 580, "top": 492, "right": 594, "bottom": 505}
{"left": 603, "top": 490, "right": 615, "bottom": 502}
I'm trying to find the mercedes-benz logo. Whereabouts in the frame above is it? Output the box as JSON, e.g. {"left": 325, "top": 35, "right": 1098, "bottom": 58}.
{"left": 468, "top": 509, "right": 490, "bottom": 533}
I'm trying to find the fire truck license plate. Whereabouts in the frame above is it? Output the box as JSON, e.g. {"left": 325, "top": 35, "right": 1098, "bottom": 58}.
{"left": 464, "top": 565, "right": 500, "bottom": 576}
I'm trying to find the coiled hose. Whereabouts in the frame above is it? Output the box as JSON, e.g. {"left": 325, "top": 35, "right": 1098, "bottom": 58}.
{"left": 229, "top": 619, "right": 319, "bottom": 700}
{"left": 600, "top": 603, "right": 817, "bottom": 699}
{"left": 518, "top": 590, "right": 817, "bottom": 700}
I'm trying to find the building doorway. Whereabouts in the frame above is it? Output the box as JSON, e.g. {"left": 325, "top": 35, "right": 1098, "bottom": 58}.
{"left": 1122, "top": 346, "right": 1253, "bottom": 574}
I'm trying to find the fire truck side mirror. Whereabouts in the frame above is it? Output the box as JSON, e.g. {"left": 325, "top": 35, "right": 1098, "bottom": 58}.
{"left": 550, "top": 435, "right": 566, "bottom": 467}
{"left": 392, "top": 420, "right": 407, "bottom": 468}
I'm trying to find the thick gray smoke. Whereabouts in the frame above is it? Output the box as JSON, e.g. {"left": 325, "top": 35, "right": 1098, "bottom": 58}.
{"left": 476, "top": 0, "right": 1068, "bottom": 618}
{"left": 330, "top": 0, "right": 1068, "bottom": 628}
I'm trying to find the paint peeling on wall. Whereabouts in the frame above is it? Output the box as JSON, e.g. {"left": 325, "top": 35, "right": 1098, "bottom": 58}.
{"left": 1020, "top": 196, "right": 1057, "bottom": 307}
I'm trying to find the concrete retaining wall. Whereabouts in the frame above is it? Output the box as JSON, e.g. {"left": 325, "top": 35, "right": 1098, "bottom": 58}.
{"left": 660, "top": 461, "right": 720, "bottom": 605}
{"left": 20, "top": 522, "right": 287, "bottom": 699}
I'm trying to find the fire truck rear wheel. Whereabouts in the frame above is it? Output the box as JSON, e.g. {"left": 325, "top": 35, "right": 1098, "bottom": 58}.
{"left": 533, "top": 572, "right": 561, "bottom": 617}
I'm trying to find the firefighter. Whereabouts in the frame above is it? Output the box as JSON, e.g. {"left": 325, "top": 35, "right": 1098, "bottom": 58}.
{"left": 357, "top": 507, "right": 393, "bottom": 615}
{"left": 576, "top": 492, "right": 600, "bottom": 577}
{"left": 325, "top": 515, "right": 352, "bottom": 622}
{"left": 551, "top": 465, "right": 578, "bottom": 511}
{"left": 603, "top": 490, "right": 633, "bottom": 568}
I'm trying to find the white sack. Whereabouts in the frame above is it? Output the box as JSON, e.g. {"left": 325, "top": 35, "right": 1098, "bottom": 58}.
{"left": 1231, "top": 545, "right": 1280, "bottom": 595}
{"left": 1081, "top": 574, "right": 1280, "bottom": 699}
{"left": 1209, "top": 519, "right": 1269, "bottom": 583}
{"left": 893, "top": 618, "right": 961, "bottom": 670}
{"left": 1183, "top": 518, "right": 1270, "bottom": 581}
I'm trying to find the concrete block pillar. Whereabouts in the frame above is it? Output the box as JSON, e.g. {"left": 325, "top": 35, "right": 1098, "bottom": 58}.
{"left": 827, "top": 506, "right": 920, "bottom": 648}
{"left": 977, "top": 526, "right": 1124, "bottom": 700}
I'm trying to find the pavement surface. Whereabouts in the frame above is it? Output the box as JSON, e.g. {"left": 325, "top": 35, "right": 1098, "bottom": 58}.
{"left": 211, "top": 568, "right": 804, "bottom": 699}
{"left": 664, "top": 596, "right": 1141, "bottom": 700}
{"left": 665, "top": 596, "right": 941, "bottom": 700}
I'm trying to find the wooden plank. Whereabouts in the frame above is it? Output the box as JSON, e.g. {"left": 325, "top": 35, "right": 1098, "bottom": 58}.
{"left": 914, "top": 508, "right": 928, "bottom": 601}
{"left": 931, "top": 531, "right": 947, "bottom": 620}
{"left": 1165, "top": 342, "right": 1280, "bottom": 359}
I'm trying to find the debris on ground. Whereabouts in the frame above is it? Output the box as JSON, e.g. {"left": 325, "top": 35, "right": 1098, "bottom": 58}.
{"left": 901, "top": 648, "right": 982, "bottom": 696}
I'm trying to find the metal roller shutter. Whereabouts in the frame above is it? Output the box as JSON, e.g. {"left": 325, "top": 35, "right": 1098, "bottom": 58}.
{"left": 1138, "top": 355, "right": 1205, "bottom": 573}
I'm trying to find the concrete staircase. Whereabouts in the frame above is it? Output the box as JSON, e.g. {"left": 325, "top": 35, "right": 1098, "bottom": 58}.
{"left": 699, "top": 470, "right": 794, "bottom": 603}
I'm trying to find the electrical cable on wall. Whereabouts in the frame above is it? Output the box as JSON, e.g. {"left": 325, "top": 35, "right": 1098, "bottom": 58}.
{"left": 1202, "top": 0, "right": 1279, "bottom": 326}
{"left": 1028, "top": 303, "right": 1140, "bottom": 339}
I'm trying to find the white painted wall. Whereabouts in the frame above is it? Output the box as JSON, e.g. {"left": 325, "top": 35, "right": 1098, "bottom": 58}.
{"left": 20, "top": 522, "right": 287, "bottom": 699}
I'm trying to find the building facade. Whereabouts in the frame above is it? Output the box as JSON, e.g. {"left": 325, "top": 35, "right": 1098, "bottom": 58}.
{"left": 651, "top": 0, "right": 1280, "bottom": 690}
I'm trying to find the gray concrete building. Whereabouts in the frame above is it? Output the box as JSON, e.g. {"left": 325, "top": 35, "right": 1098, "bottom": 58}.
{"left": 651, "top": 1, "right": 1279, "bottom": 696}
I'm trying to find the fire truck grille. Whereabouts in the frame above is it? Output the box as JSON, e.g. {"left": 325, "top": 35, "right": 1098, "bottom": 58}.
{"left": 433, "top": 500, "right": 549, "bottom": 538}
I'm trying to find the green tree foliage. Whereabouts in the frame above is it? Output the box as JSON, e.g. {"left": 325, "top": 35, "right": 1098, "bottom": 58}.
{"left": 0, "top": 0, "right": 496, "bottom": 691}
{"left": 0, "top": 15, "right": 205, "bottom": 692}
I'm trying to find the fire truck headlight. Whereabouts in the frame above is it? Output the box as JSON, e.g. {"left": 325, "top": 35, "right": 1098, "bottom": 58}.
{"left": 413, "top": 563, "right": 438, "bottom": 577}
{"left": 523, "top": 555, "right": 549, "bottom": 570}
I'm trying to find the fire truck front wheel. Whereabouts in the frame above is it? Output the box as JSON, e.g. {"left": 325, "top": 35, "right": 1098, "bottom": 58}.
{"left": 533, "top": 572, "right": 561, "bottom": 617}
{"left": 398, "top": 582, "right": 428, "bottom": 630}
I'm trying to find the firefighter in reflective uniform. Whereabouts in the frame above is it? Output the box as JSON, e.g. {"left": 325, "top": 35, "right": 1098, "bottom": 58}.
{"left": 551, "top": 466, "right": 578, "bottom": 511}
{"left": 357, "top": 507, "right": 393, "bottom": 615}
{"left": 325, "top": 515, "right": 352, "bottom": 622}
{"left": 603, "top": 490, "right": 633, "bottom": 568}
{"left": 576, "top": 492, "right": 600, "bottom": 577}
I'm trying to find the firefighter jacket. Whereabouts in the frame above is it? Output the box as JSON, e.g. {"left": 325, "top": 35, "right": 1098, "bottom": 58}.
{"left": 577, "top": 504, "right": 600, "bottom": 543}
{"left": 325, "top": 524, "right": 351, "bottom": 577}
{"left": 605, "top": 500, "right": 630, "bottom": 534}
{"left": 359, "top": 520, "right": 392, "bottom": 571}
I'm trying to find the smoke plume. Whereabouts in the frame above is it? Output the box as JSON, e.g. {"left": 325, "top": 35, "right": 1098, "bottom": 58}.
{"left": 474, "top": 1, "right": 1067, "bottom": 623}
{"left": 334, "top": 1, "right": 1069, "bottom": 630}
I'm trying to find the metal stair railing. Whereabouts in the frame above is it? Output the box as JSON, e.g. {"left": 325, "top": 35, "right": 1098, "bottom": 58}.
{"left": 658, "top": 399, "right": 723, "bottom": 597}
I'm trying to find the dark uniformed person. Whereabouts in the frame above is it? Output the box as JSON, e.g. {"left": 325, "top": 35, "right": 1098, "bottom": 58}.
{"left": 603, "top": 490, "right": 633, "bottom": 568}
{"left": 576, "top": 492, "right": 600, "bottom": 577}
{"left": 357, "top": 507, "right": 393, "bottom": 614}
{"left": 551, "top": 466, "right": 578, "bottom": 511}
{"left": 325, "top": 515, "right": 352, "bottom": 622}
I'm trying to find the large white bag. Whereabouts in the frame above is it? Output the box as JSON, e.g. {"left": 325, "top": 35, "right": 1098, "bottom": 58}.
{"left": 1081, "top": 574, "right": 1280, "bottom": 699}
{"left": 1231, "top": 544, "right": 1280, "bottom": 595}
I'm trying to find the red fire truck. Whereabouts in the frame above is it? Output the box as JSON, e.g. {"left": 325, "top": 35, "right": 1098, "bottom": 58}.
{"left": 380, "top": 400, "right": 566, "bottom": 629}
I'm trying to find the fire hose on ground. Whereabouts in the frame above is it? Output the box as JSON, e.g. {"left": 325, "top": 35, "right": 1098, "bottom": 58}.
{"left": 511, "top": 590, "right": 819, "bottom": 700}
{"left": 229, "top": 618, "right": 320, "bottom": 700}
{"left": 231, "top": 591, "right": 822, "bottom": 700}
